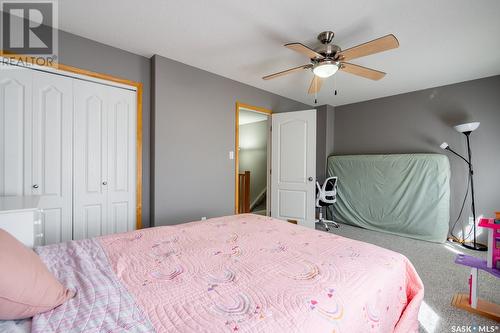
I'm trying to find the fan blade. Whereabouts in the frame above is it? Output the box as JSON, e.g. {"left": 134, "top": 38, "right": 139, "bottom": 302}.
{"left": 308, "top": 76, "right": 323, "bottom": 94}
{"left": 338, "top": 34, "right": 399, "bottom": 61}
{"left": 340, "top": 62, "right": 386, "bottom": 80}
{"left": 285, "top": 43, "right": 325, "bottom": 59}
{"left": 262, "top": 64, "right": 312, "bottom": 80}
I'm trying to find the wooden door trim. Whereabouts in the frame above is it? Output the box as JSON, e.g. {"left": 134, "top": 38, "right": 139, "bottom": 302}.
{"left": 0, "top": 52, "right": 143, "bottom": 230}
{"left": 234, "top": 102, "right": 272, "bottom": 214}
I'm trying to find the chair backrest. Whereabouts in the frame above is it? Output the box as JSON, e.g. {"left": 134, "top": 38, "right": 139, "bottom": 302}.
{"left": 316, "top": 177, "right": 338, "bottom": 207}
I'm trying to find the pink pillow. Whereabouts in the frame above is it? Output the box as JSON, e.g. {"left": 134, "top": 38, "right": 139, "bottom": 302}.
{"left": 0, "top": 229, "right": 74, "bottom": 320}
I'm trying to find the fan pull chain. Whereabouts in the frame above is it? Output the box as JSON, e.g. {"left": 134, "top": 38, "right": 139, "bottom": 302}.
{"left": 334, "top": 75, "right": 338, "bottom": 96}
{"left": 314, "top": 77, "right": 318, "bottom": 104}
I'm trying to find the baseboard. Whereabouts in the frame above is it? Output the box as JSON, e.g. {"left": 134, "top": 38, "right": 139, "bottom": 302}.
{"left": 451, "top": 293, "right": 500, "bottom": 321}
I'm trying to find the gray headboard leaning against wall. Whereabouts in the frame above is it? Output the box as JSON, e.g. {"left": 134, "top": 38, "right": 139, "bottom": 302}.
{"left": 326, "top": 153, "right": 450, "bottom": 243}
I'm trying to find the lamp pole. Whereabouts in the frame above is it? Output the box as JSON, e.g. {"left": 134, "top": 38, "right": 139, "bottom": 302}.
{"left": 465, "top": 132, "right": 476, "bottom": 249}
{"left": 441, "top": 121, "right": 487, "bottom": 251}
{"left": 461, "top": 131, "right": 487, "bottom": 251}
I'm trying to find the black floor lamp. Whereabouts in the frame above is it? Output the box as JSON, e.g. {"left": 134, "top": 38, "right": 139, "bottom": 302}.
{"left": 440, "top": 122, "right": 487, "bottom": 251}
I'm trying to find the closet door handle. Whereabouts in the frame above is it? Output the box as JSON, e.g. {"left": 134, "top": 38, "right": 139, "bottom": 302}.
{"left": 102, "top": 181, "right": 108, "bottom": 186}
{"left": 32, "top": 184, "right": 39, "bottom": 189}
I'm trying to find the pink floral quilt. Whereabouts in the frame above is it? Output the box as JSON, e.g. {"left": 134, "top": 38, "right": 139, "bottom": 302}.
{"left": 33, "top": 214, "right": 423, "bottom": 332}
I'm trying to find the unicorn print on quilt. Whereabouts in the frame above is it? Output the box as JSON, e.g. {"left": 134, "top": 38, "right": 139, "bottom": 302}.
{"left": 32, "top": 214, "right": 424, "bottom": 332}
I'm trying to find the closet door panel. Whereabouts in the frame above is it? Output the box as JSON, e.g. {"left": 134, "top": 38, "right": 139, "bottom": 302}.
{"left": 86, "top": 96, "right": 104, "bottom": 193}
{"left": 31, "top": 71, "right": 73, "bottom": 244}
{"left": 111, "top": 202, "right": 129, "bottom": 234}
{"left": 106, "top": 87, "right": 136, "bottom": 234}
{"left": 112, "top": 101, "right": 128, "bottom": 192}
{"left": 73, "top": 80, "right": 108, "bottom": 240}
{"left": 0, "top": 67, "right": 32, "bottom": 196}
{"left": 84, "top": 204, "right": 104, "bottom": 238}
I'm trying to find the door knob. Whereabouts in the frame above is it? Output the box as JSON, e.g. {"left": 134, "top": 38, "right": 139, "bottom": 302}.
{"left": 308, "top": 177, "right": 314, "bottom": 182}
{"left": 32, "top": 184, "right": 39, "bottom": 189}
{"left": 102, "top": 181, "right": 108, "bottom": 185}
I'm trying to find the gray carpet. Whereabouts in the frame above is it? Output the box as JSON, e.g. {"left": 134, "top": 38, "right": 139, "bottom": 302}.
{"left": 316, "top": 223, "right": 500, "bottom": 332}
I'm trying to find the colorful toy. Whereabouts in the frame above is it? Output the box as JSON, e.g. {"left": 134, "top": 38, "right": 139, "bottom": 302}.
{"left": 451, "top": 217, "right": 500, "bottom": 321}
{"left": 480, "top": 217, "right": 500, "bottom": 269}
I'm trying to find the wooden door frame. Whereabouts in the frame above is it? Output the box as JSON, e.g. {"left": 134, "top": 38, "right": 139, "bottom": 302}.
{"left": 0, "top": 52, "right": 144, "bottom": 229}
{"left": 234, "top": 102, "right": 272, "bottom": 214}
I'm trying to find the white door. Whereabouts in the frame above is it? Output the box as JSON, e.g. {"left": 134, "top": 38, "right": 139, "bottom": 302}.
{"left": 0, "top": 66, "right": 32, "bottom": 196}
{"left": 271, "top": 110, "right": 316, "bottom": 228}
{"left": 30, "top": 71, "right": 73, "bottom": 245}
{"left": 73, "top": 80, "right": 136, "bottom": 239}
{"left": 73, "top": 79, "right": 109, "bottom": 239}
{"left": 106, "top": 87, "right": 136, "bottom": 234}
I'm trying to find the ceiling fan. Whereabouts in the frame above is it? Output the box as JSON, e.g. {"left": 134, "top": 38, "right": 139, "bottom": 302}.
{"left": 262, "top": 31, "right": 399, "bottom": 94}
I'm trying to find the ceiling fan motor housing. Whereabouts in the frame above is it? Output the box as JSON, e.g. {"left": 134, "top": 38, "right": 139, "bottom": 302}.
{"left": 318, "top": 31, "right": 335, "bottom": 44}
{"left": 317, "top": 31, "right": 341, "bottom": 58}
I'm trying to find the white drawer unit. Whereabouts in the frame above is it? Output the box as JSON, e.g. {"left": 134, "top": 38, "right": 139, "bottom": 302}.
{"left": 0, "top": 196, "right": 41, "bottom": 248}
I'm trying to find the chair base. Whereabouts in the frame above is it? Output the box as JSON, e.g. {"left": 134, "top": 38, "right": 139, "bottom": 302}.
{"left": 315, "top": 208, "right": 339, "bottom": 231}
{"left": 315, "top": 218, "right": 339, "bottom": 231}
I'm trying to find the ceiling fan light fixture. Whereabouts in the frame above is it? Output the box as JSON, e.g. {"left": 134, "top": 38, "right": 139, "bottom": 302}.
{"left": 262, "top": 32, "right": 399, "bottom": 94}
{"left": 313, "top": 62, "right": 339, "bottom": 78}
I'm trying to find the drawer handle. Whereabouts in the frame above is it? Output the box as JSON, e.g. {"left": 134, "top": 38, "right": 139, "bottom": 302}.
{"left": 32, "top": 184, "right": 39, "bottom": 189}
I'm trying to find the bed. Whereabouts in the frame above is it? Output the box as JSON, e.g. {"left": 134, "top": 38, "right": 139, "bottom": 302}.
{"left": 30, "top": 214, "right": 423, "bottom": 332}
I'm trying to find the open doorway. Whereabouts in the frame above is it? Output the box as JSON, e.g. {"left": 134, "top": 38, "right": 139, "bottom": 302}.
{"left": 235, "top": 102, "right": 271, "bottom": 216}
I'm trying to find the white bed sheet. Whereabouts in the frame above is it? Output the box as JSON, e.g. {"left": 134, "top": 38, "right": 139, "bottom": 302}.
{"left": 0, "top": 319, "right": 31, "bottom": 333}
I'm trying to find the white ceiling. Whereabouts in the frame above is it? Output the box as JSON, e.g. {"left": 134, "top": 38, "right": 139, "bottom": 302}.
{"left": 239, "top": 109, "right": 268, "bottom": 125}
{"left": 59, "top": 0, "right": 500, "bottom": 106}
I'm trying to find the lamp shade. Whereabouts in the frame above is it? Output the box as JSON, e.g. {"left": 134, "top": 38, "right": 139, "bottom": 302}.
{"left": 454, "top": 122, "right": 480, "bottom": 133}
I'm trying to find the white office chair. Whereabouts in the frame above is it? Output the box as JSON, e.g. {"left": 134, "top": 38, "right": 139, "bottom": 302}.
{"left": 315, "top": 176, "right": 340, "bottom": 231}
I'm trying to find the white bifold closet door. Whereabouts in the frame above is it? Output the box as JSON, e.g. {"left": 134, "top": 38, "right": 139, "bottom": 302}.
{"left": 1, "top": 64, "right": 136, "bottom": 244}
{"left": 29, "top": 71, "right": 73, "bottom": 244}
{"left": 73, "top": 80, "right": 136, "bottom": 240}
{"left": 0, "top": 66, "right": 31, "bottom": 197}
{"left": 0, "top": 67, "right": 73, "bottom": 245}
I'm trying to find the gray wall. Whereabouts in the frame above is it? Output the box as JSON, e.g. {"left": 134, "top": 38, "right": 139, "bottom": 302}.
{"left": 316, "top": 104, "right": 335, "bottom": 182}
{"left": 152, "top": 55, "right": 310, "bottom": 226}
{"left": 58, "top": 31, "right": 152, "bottom": 228}
{"left": 326, "top": 105, "right": 335, "bottom": 160}
{"left": 333, "top": 75, "right": 500, "bottom": 242}
{"left": 239, "top": 120, "right": 268, "bottom": 205}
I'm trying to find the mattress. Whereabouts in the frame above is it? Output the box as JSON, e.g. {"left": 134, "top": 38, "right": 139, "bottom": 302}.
{"left": 327, "top": 154, "right": 451, "bottom": 243}
{"left": 32, "top": 214, "right": 423, "bottom": 332}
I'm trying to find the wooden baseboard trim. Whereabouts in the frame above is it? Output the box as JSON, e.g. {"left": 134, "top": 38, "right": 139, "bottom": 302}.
{"left": 451, "top": 293, "right": 500, "bottom": 322}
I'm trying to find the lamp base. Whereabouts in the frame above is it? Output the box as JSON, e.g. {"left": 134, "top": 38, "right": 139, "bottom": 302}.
{"left": 462, "top": 242, "right": 488, "bottom": 251}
